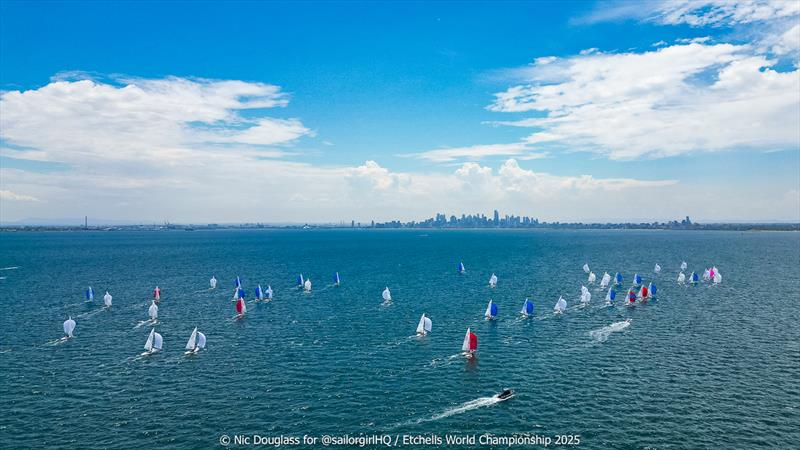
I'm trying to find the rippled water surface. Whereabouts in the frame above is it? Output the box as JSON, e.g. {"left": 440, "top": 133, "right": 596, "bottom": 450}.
{"left": 1, "top": 229, "right": 798, "bottom": 448}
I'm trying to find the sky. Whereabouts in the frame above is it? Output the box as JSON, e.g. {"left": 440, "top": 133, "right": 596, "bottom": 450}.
{"left": 1, "top": 0, "right": 799, "bottom": 224}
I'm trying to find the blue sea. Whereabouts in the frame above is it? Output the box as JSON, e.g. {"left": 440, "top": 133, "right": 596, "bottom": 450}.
{"left": 1, "top": 229, "right": 798, "bottom": 449}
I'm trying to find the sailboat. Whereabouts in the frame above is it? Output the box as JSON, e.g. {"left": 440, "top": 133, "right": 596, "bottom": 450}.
{"left": 703, "top": 269, "right": 711, "bottom": 281}
{"left": 103, "top": 291, "right": 112, "bottom": 307}
{"left": 416, "top": 313, "right": 432, "bottom": 336}
{"left": 690, "top": 272, "right": 699, "bottom": 284}
{"left": 85, "top": 287, "right": 94, "bottom": 302}
{"left": 605, "top": 288, "right": 616, "bottom": 306}
{"left": 520, "top": 298, "right": 534, "bottom": 317}
{"left": 654, "top": 263, "right": 661, "bottom": 274}
{"left": 648, "top": 282, "right": 657, "bottom": 298}
{"left": 588, "top": 272, "right": 596, "bottom": 284}
{"left": 210, "top": 276, "right": 217, "bottom": 289}
{"left": 303, "top": 279, "right": 312, "bottom": 292}
{"left": 484, "top": 300, "right": 498, "bottom": 320}
{"left": 63, "top": 317, "right": 76, "bottom": 338}
{"left": 153, "top": 286, "right": 161, "bottom": 303}
{"left": 488, "top": 273, "right": 498, "bottom": 288}
{"left": 254, "top": 285, "right": 264, "bottom": 302}
{"left": 148, "top": 301, "right": 158, "bottom": 321}
{"left": 681, "top": 261, "right": 688, "bottom": 271}
{"left": 458, "top": 262, "right": 466, "bottom": 274}
{"left": 236, "top": 297, "right": 247, "bottom": 317}
{"left": 142, "top": 328, "right": 162, "bottom": 355}
{"left": 461, "top": 328, "right": 477, "bottom": 358}
{"left": 265, "top": 285, "right": 273, "bottom": 301}
{"left": 614, "top": 272, "right": 623, "bottom": 286}
{"left": 554, "top": 296, "right": 567, "bottom": 315}
{"left": 637, "top": 285, "right": 649, "bottom": 302}
{"left": 626, "top": 289, "right": 637, "bottom": 307}
{"left": 677, "top": 272, "right": 686, "bottom": 284}
{"left": 297, "top": 274, "right": 304, "bottom": 288}
{"left": 600, "top": 272, "right": 611, "bottom": 288}
{"left": 580, "top": 286, "right": 591, "bottom": 307}
{"left": 234, "top": 276, "right": 242, "bottom": 288}
{"left": 583, "top": 263, "right": 590, "bottom": 274}
{"left": 334, "top": 272, "right": 341, "bottom": 286}
{"left": 185, "top": 327, "right": 206, "bottom": 354}
{"left": 713, "top": 272, "right": 722, "bottom": 285}
{"left": 382, "top": 287, "right": 392, "bottom": 304}
{"left": 633, "top": 273, "right": 642, "bottom": 286}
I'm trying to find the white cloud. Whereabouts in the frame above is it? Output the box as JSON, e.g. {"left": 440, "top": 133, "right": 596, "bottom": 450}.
{"left": 407, "top": 143, "right": 546, "bottom": 163}
{"left": 651, "top": 0, "right": 799, "bottom": 27}
{"left": 0, "top": 190, "right": 40, "bottom": 202}
{"left": 488, "top": 42, "right": 800, "bottom": 159}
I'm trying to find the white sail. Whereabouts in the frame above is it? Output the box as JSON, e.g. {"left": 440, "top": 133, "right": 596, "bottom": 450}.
{"left": 461, "top": 328, "right": 471, "bottom": 352}
{"left": 484, "top": 300, "right": 494, "bottom": 319}
{"left": 416, "top": 314, "right": 432, "bottom": 334}
{"left": 600, "top": 272, "right": 610, "bottom": 288}
{"left": 144, "top": 328, "right": 155, "bottom": 352}
{"left": 266, "top": 285, "right": 273, "bottom": 300}
{"left": 588, "top": 272, "right": 596, "bottom": 284}
{"left": 654, "top": 263, "right": 661, "bottom": 274}
{"left": 103, "top": 291, "right": 112, "bottom": 307}
{"left": 196, "top": 332, "right": 206, "bottom": 349}
{"left": 148, "top": 301, "right": 158, "bottom": 320}
{"left": 583, "top": 263, "right": 590, "bottom": 273}
{"left": 63, "top": 317, "right": 76, "bottom": 337}
{"left": 677, "top": 272, "right": 686, "bottom": 283}
{"left": 489, "top": 273, "right": 498, "bottom": 287}
{"left": 153, "top": 332, "right": 163, "bottom": 350}
{"left": 554, "top": 296, "right": 567, "bottom": 313}
{"left": 581, "top": 290, "right": 591, "bottom": 305}
{"left": 382, "top": 287, "right": 392, "bottom": 302}
{"left": 681, "top": 261, "right": 688, "bottom": 270}
{"left": 713, "top": 272, "right": 722, "bottom": 284}
{"left": 186, "top": 327, "right": 198, "bottom": 350}
{"left": 210, "top": 276, "right": 217, "bottom": 289}
{"left": 304, "top": 279, "right": 312, "bottom": 292}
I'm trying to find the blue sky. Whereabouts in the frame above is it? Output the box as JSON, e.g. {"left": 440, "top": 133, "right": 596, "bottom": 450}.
{"left": 1, "top": 0, "right": 799, "bottom": 223}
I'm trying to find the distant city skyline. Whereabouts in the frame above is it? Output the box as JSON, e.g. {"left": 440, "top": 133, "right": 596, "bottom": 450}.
{"left": 1, "top": 1, "right": 798, "bottom": 223}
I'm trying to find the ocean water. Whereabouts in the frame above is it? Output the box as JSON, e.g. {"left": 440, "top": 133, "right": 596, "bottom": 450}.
{"left": 0, "top": 229, "right": 798, "bottom": 449}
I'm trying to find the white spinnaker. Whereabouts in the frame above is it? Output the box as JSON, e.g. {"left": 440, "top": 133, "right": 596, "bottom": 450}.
{"left": 63, "top": 317, "right": 76, "bottom": 337}
{"left": 197, "top": 332, "right": 206, "bottom": 349}
{"left": 153, "top": 332, "right": 163, "bottom": 350}
{"left": 382, "top": 287, "right": 392, "bottom": 301}
{"left": 148, "top": 302, "right": 158, "bottom": 320}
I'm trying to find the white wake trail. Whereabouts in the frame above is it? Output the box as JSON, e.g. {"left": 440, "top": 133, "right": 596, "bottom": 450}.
{"left": 589, "top": 320, "right": 631, "bottom": 342}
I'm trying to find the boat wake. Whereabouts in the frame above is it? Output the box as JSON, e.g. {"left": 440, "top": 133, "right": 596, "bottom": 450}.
{"left": 0, "top": 266, "right": 20, "bottom": 271}
{"left": 134, "top": 319, "right": 157, "bottom": 329}
{"left": 399, "top": 395, "right": 503, "bottom": 427}
{"left": 45, "top": 337, "right": 71, "bottom": 346}
{"left": 77, "top": 307, "right": 107, "bottom": 319}
{"left": 589, "top": 320, "right": 631, "bottom": 342}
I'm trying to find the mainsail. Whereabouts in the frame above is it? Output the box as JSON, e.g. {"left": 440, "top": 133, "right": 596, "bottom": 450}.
{"left": 144, "top": 328, "right": 155, "bottom": 352}
{"left": 554, "top": 296, "right": 567, "bottom": 314}
{"left": 484, "top": 300, "right": 498, "bottom": 319}
{"left": 600, "top": 272, "right": 611, "bottom": 288}
{"left": 416, "top": 314, "right": 432, "bottom": 334}
{"left": 588, "top": 272, "right": 596, "bottom": 284}
{"left": 148, "top": 301, "right": 158, "bottom": 320}
{"left": 458, "top": 262, "right": 465, "bottom": 274}
{"left": 103, "top": 291, "right": 112, "bottom": 307}
{"left": 489, "top": 273, "right": 498, "bottom": 288}
{"left": 382, "top": 287, "right": 392, "bottom": 302}
{"left": 461, "top": 328, "right": 477, "bottom": 353}
{"left": 583, "top": 263, "right": 590, "bottom": 273}
{"left": 186, "top": 327, "right": 198, "bottom": 351}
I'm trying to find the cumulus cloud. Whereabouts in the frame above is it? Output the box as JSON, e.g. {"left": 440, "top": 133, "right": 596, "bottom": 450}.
{"left": 488, "top": 42, "right": 800, "bottom": 159}
{"left": 650, "top": 0, "right": 799, "bottom": 27}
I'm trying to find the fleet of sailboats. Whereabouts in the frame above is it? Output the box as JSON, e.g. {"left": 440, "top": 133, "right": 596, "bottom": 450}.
{"left": 62, "top": 259, "right": 717, "bottom": 356}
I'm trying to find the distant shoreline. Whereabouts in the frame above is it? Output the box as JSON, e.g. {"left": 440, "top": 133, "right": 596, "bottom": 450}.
{"left": 2, "top": 223, "right": 798, "bottom": 232}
